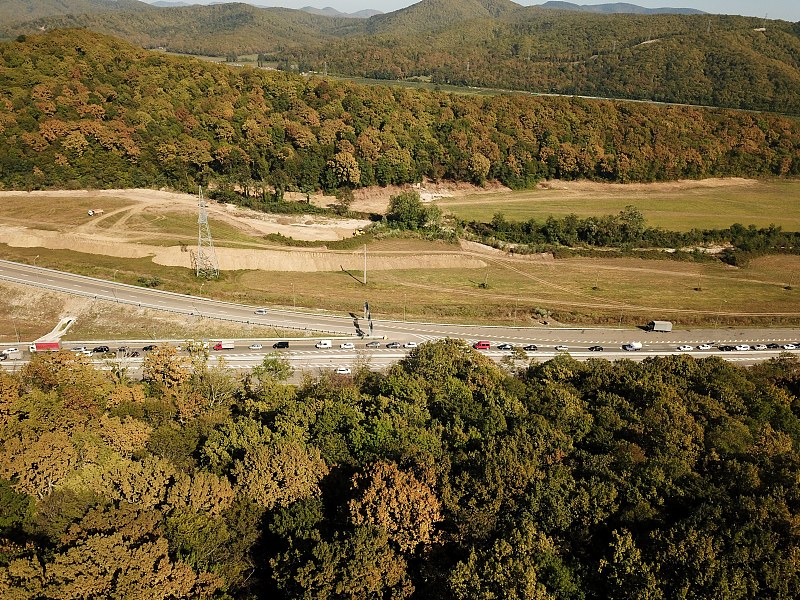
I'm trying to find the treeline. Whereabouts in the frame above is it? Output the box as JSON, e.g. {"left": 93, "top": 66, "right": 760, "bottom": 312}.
{"left": 4, "top": 2, "right": 800, "bottom": 114}
{"left": 2, "top": 342, "right": 800, "bottom": 597}
{"left": 1, "top": 30, "right": 800, "bottom": 197}
{"left": 467, "top": 207, "right": 800, "bottom": 262}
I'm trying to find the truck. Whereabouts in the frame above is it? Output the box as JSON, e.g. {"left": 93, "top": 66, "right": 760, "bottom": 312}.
{"left": 211, "top": 340, "right": 235, "bottom": 351}
{"left": 315, "top": 340, "right": 332, "bottom": 349}
{"left": 29, "top": 341, "right": 61, "bottom": 352}
{"left": 647, "top": 320, "right": 673, "bottom": 332}
{"left": 623, "top": 342, "right": 643, "bottom": 351}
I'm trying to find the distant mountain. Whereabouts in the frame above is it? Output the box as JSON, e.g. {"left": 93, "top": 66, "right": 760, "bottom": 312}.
{"left": 538, "top": 1, "right": 705, "bottom": 15}
{"left": 151, "top": 1, "right": 191, "bottom": 6}
{"left": 300, "top": 6, "right": 382, "bottom": 19}
{"left": 0, "top": 0, "right": 153, "bottom": 25}
{"left": 365, "top": 0, "right": 522, "bottom": 35}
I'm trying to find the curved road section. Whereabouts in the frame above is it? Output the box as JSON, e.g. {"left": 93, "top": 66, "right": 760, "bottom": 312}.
{"left": 1, "top": 259, "right": 799, "bottom": 365}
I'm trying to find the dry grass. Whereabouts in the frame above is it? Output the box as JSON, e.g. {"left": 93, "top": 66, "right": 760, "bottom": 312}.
{"left": 438, "top": 179, "right": 800, "bottom": 231}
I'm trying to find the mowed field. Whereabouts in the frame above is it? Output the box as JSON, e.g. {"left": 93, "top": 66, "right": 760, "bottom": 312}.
{"left": 0, "top": 180, "right": 798, "bottom": 338}
{"left": 437, "top": 178, "right": 800, "bottom": 231}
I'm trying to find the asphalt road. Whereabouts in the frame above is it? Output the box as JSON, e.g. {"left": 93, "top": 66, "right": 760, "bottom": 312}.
{"left": 2, "top": 259, "right": 799, "bottom": 374}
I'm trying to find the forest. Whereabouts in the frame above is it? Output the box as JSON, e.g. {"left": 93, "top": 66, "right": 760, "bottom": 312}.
{"left": 2, "top": 342, "right": 800, "bottom": 598}
{"left": 3, "top": 1, "right": 800, "bottom": 114}
{"left": 1, "top": 29, "right": 800, "bottom": 198}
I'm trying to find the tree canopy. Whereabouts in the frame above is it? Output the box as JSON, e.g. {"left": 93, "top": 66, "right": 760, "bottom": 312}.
{"left": 3, "top": 343, "right": 800, "bottom": 598}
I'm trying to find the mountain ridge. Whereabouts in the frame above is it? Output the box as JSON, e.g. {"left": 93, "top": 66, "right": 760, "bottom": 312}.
{"left": 538, "top": 1, "right": 706, "bottom": 15}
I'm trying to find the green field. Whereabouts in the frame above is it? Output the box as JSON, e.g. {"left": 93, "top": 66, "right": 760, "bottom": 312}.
{"left": 438, "top": 179, "right": 800, "bottom": 231}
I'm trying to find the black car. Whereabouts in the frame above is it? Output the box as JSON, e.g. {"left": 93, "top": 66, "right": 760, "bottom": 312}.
{"left": 588, "top": 345, "right": 604, "bottom": 351}
{"left": 497, "top": 343, "right": 514, "bottom": 350}
{"left": 522, "top": 344, "right": 538, "bottom": 351}
{"left": 273, "top": 341, "right": 289, "bottom": 349}
{"left": 142, "top": 344, "right": 156, "bottom": 352}
{"left": 92, "top": 346, "right": 110, "bottom": 353}
{"left": 386, "top": 342, "right": 401, "bottom": 349}
{"left": 766, "top": 343, "right": 780, "bottom": 349}
{"left": 128, "top": 351, "right": 140, "bottom": 358}
{"left": 719, "top": 345, "right": 735, "bottom": 351}
{"left": 365, "top": 341, "right": 381, "bottom": 348}
{"left": 117, "top": 346, "right": 128, "bottom": 354}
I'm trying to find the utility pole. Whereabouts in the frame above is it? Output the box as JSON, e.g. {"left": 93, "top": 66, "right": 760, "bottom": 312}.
{"left": 363, "top": 244, "right": 367, "bottom": 285}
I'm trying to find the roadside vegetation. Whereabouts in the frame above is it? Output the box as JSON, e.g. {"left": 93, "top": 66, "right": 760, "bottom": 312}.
{"left": 3, "top": 341, "right": 800, "bottom": 598}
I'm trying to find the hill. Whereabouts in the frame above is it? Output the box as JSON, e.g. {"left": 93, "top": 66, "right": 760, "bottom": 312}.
{"left": 300, "top": 6, "right": 382, "bottom": 18}
{"left": 538, "top": 1, "right": 705, "bottom": 15}
{"left": 0, "top": 0, "right": 153, "bottom": 25}
{"left": 2, "top": 0, "right": 799, "bottom": 113}
{"left": 1, "top": 29, "right": 798, "bottom": 196}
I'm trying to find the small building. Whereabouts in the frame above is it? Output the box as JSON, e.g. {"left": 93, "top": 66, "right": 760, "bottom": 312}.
{"left": 647, "top": 320, "right": 673, "bottom": 332}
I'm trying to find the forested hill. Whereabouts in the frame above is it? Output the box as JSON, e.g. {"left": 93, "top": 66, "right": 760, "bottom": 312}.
{"left": 1, "top": 29, "right": 799, "bottom": 194}
{"left": 2, "top": 0, "right": 800, "bottom": 114}
{"left": 2, "top": 341, "right": 800, "bottom": 597}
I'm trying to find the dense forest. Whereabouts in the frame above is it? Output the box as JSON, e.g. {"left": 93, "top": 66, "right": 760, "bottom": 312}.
{"left": 3, "top": 0, "right": 800, "bottom": 114}
{"left": 1, "top": 29, "right": 799, "bottom": 197}
{"left": 2, "top": 342, "right": 800, "bottom": 598}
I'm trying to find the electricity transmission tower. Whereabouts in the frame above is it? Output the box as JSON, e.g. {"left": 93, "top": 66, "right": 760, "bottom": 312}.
{"left": 193, "top": 187, "right": 219, "bottom": 279}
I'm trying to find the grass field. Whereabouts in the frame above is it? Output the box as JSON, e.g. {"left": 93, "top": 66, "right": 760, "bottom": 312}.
{"left": 1, "top": 180, "right": 799, "bottom": 333}
{"left": 438, "top": 179, "right": 800, "bottom": 231}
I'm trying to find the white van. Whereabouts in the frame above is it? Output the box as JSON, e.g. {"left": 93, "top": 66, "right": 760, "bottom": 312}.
{"left": 623, "top": 342, "right": 643, "bottom": 351}
{"left": 315, "top": 340, "right": 332, "bottom": 349}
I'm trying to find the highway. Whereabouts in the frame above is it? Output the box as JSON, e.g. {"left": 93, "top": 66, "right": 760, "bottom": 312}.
{"left": 2, "top": 259, "right": 799, "bottom": 374}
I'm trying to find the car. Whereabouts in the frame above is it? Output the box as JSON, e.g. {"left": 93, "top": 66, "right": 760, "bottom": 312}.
{"left": 254, "top": 308, "right": 269, "bottom": 315}
{"left": 273, "top": 341, "right": 289, "bottom": 349}
{"left": 677, "top": 345, "right": 693, "bottom": 352}
{"left": 2, "top": 347, "right": 19, "bottom": 355}
{"left": 588, "top": 345, "right": 604, "bottom": 351}
{"left": 92, "top": 346, "right": 110, "bottom": 353}
{"left": 340, "top": 342, "right": 355, "bottom": 350}
{"left": 248, "top": 343, "right": 263, "bottom": 350}
{"left": 754, "top": 344, "right": 768, "bottom": 351}
{"left": 497, "top": 343, "right": 515, "bottom": 350}
{"left": 335, "top": 367, "right": 351, "bottom": 375}
{"left": 403, "top": 342, "right": 418, "bottom": 349}
{"left": 554, "top": 345, "right": 569, "bottom": 351}
{"left": 117, "top": 346, "right": 129, "bottom": 354}
{"left": 767, "top": 343, "right": 780, "bottom": 349}
{"left": 79, "top": 349, "right": 93, "bottom": 356}
{"left": 128, "top": 351, "right": 140, "bottom": 358}
{"left": 365, "top": 341, "right": 381, "bottom": 348}
{"left": 386, "top": 342, "right": 401, "bottom": 349}
{"left": 142, "top": 344, "right": 156, "bottom": 352}
{"left": 70, "top": 346, "right": 88, "bottom": 353}
{"left": 783, "top": 344, "right": 798, "bottom": 350}
{"left": 0, "top": 354, "right": 6, "bottom": 361}
{"left": 734, "top": 344, "right": 751, "bottom": 351}
{"left": 523, "top": 344, "right": 538, "bottom": 351}
{"left": 697, "top": 344, "right": 713, "bottom": 351}
{"left": 718, "top": 345, "right": 735, "bottom": 351}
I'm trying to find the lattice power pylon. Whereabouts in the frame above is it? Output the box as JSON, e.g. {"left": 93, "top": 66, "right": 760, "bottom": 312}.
{"left": 194, "top": 187, "right": 219, "bottom": 279}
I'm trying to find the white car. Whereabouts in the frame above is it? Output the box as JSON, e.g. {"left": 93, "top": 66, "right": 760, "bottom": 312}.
{"left": 677, "top": 345, "right": 693, "bottom": 352}
{"left": 783, "top": 344, "right": 798, "bottom": 350}
{"left": 2, "top": 347, "right": 19, "bottom": 354}
{"left": 70, "top": 346, "right": 88, "bottom": 353}
{"left": 254, "top": 308, "right": 269, "bottom": 315}
{"left": 248, "top": 343, "right": 263, "bottom": 350}
{"left": 734, "top": 344, "right": 751, "bottom": 351}
{"left": 555, "top": 345, "right": 569, "bottom": 351}
{"left": 403, "top": 342, "right": 417, "bottom": 349}
{"left": 335, "top": 367, "right": 351, "bottom": 375}
{"left": 340, "top": 342, "right": 355, "bottom": 350}
{"left": 754, "top": 344, "right": 768, "bottom": 351}
{"left": 697, "top": 344, "right": 713, "bottom": 351}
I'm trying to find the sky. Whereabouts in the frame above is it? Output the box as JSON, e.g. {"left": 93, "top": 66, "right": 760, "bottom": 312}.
{"left": 144, "top": 1, "right": 800, "bottom": 21}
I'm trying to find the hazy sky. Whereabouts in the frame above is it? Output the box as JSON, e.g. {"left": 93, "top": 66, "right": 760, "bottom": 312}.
{"left": 142, "top": 1, "right": 800, "bottom": 22}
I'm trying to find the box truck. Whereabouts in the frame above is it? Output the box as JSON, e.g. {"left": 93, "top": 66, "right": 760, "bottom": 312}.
{"left": 29, "top": 341, "right": 61, "bottom": 352}
{"left": 212, "top": 340, "right": 235, "bottom": 351}
{"left": 647, "top": 320, "right": 673, "bottom": 332}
